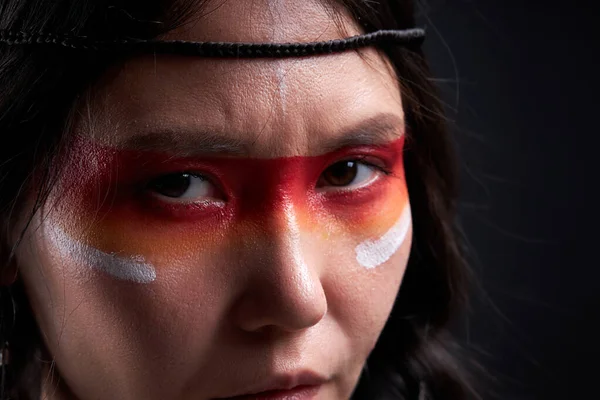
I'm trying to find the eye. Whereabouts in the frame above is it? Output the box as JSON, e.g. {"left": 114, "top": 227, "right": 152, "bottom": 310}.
{"left": 317, "top": 160, "right": 384, "bottom": 190}
{"left": 147, "top": 173, "right": 220, "bottom": 202}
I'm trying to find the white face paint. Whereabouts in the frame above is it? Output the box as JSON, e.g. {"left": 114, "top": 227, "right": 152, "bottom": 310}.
{"left": 355, "top": 205, "right": 411, "bottom": 269}
{"left": 268, "top": 0, "right": 288, "bottom": 112}
{"left": 47, "top": 225, "right": 156, "bottom": 284}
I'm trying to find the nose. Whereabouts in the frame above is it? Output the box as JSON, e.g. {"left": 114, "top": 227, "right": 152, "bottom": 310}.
{"left": 231, "top": 205, "right": 328, "bottom": 333}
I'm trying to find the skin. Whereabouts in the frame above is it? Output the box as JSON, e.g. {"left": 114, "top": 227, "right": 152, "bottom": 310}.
{"left": 13, "top": 0, "right": 413, "bottom": 399}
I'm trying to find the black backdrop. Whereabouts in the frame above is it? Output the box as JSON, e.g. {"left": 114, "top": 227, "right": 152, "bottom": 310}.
{"left": 417, "top": 1, "right": 599, "bottom": 399}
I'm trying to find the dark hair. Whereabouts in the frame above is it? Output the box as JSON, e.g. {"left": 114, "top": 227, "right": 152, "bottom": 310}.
{"left": 0, "top": 0, "right": 475, "bottom": 399}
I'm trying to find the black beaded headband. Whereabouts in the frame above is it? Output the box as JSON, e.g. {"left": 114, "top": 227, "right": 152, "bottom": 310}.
{"left": 0, "top": 28, "right": 425, "bottom": 58}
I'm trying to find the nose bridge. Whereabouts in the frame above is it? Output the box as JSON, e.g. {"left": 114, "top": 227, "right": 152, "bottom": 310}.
{"left": 237, "top": 156, "right": 307, "bottom": 217}
{"left": 232, "top": 185, "right": 328, "bottom": 333}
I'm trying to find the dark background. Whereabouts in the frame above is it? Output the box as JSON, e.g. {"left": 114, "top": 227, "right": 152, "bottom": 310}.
{"left": 417, "top": 1, "right": 599, "bottom": 399}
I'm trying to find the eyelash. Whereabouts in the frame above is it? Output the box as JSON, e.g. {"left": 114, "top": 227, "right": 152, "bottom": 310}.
{"left": 348, "top": 156, "right": 393, "bottom": 176}
{"left": 144, "top": 156, "right": 394, "bottom": 209}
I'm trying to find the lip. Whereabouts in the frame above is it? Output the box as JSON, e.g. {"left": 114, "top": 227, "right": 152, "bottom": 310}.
{"left": 222, "top": 385, "right": 321, "bottom": 400}
{"left": 215, "top": 371, "right": 327, "bottom": 400}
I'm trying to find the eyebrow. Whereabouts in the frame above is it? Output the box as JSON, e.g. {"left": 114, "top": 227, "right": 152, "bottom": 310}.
{"left": 119, "top": 112, "right": 404, "bottom": 157}
{"left": 319, "top": 113, "right": 404, "bottom": 153}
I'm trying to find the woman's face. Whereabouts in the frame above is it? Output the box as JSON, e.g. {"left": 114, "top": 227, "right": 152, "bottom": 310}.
{"left": 15, "top": 1, "right": 412, "bottom": 399}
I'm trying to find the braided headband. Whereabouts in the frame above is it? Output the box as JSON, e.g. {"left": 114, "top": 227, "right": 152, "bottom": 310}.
{"left": 0, "top": 28, "right": 425, "bottom": 58}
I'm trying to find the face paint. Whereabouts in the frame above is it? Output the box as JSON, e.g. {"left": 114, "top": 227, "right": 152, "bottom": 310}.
{"left": 47, "top": 224, "right": 157, "bottom": 283}
{"left": 52, "top": 134, "right": 409, "bottom": 281}
{"left": 268, "top": 0, "right": 290, "bottom": 113}
{"left": 355, "top": 204, "right": 411, "bottom": 269}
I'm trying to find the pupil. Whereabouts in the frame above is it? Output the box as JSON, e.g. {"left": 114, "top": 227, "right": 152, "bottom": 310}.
{"left": 325, "top": 161, "right": 358, "bottom": 186}
{"left": 152, "top": 173, "right": 191, "bottom": 198}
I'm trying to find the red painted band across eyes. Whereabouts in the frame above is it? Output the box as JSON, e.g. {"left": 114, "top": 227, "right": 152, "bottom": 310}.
{"left": 147, "top": 156, "right": 388, "bottom": 202}
{"left": 53, "top": 135, "right": 408, "bottom": 261}
{"left": 59, "top": 135, "right": 406, "bottom": 224}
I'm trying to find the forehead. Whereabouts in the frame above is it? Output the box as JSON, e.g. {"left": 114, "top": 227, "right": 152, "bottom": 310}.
{"left": 81, "top": 0, "right": 404, "bottom": 157}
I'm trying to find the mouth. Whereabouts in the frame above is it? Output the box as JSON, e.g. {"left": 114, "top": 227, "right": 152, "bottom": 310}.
{"left": 215, "top": 371, "right": 326, "bottom": 400}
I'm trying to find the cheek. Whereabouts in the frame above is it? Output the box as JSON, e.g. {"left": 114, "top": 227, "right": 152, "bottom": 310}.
{"left": 354, "top": 204, "right": 411, "bottom": 269}
{"left": 17, "top": 213, "right": 230, "bottom": 398}
{"left": 324, "top": 221, "right": 412, "bottom": 363}
{"left": 24, "top": 209, "right": 229, "bottom": 340}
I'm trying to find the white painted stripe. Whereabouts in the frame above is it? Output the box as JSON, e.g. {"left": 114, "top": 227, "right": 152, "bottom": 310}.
{"left": 48, "top": 225, "right": 156, "bottom": 284}
{"left": 355, "top": 205, "right": 411, "bottom": 269}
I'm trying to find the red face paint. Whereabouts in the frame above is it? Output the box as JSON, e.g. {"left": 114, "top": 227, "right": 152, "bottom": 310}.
{"left": 54, "top": 135, "right": 408, "bottom": 268}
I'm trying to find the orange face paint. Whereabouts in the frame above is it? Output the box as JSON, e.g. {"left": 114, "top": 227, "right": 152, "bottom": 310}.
{"left": 52, "top": 135, "right": 408, "bottom": 277}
